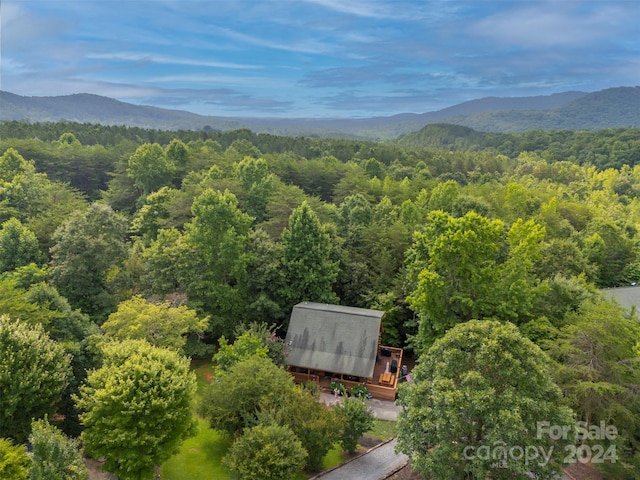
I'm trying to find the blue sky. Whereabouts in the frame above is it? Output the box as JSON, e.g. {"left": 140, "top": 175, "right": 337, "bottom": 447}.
{"left": 1, "top": 0, "right": 639, "bottom": 118}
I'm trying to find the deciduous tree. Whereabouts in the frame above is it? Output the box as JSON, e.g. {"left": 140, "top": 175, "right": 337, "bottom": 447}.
{"left": 0, "top": 218, "right": 42, "bottom": 273}
{"left": 275, "top": 386, "right": 340, "bottom": 471}
{"left": 334, "top": 397, "right": 374, "bottom": 454}
{"left": 101, "top": 295, "right": 208, "bottom": 354}
{"left": 184, "top": 188, "right": 254, "bottom": 337}
{"left": 49, "top": 202, "right": 130, "bottom": 321}
{"left": 0, "top": 316, "right": 71, "bottom": 442}
{"left": 199, "top": 355, "right": 294, "bottom": 436}
{"left": 76, "top": 340, "right": 197, "bottom": 480}
{"left": 127, "top": 143, "right": 175, "bottom": 196}
{"left": 396, "top": 320, "right": 573, "bottom": 480}
{"left": 406, "top": 211, "right": 546, "bottom": 352}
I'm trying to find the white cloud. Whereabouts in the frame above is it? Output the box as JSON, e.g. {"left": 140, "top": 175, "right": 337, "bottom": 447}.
{"left": 86, "top": 53, "right": 259, "bottom": 70}
{"left": 301, "top": 0, "right": 394, "bottom": 19}
{"left": 470, "top": 2, "right": 632, "bottom": 49}
{"left": 213, "top": 27, "right": 333, "bottom": 55}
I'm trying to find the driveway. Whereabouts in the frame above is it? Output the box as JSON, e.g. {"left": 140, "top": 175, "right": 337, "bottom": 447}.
{"left": 310, "top": 438, "right": 408, "bottom": 480}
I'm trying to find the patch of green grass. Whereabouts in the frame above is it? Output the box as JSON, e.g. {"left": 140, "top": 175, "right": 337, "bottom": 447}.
{"left": 322, "top": 443, "right": 348, "bottom": 470}
{"left": 367, "top": 419, "right": 397, "bottom": 440}
{"left": 161, "top": 418, "right": 232, "bottom": 480}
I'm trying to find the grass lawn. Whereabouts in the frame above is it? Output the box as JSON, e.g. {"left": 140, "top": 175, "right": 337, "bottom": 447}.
{"left": 160, "top": 357, "right": 383, "bottom": 479}
{"left": 161, "top": 418, "right": 232, "bottom": 480}
{"left": 368, "top": 419, "right": 398, "bottom": 441}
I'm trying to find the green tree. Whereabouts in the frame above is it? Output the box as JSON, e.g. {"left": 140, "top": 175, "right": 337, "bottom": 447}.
{"left": 0, "top": 218, "right": 42, "bottom": 273}
{"left": 184, "top": 188, "right": 254, "bottom": 337}
{"left": 222, "top": 423, "right": 307, "bottom": 480}
{"left": 584, "top": 218, "right": 636, "bottom": 287}
{"left": 49, "top": 202, "right": 130, "bottom": 321}
{"left": 0, "top": 148, "right": 49, "bottom": 223}
{"left": 406, "top": 211, "right": 546, "bottom": 352}
{"left": 0, "top": 279, "right": 59, "bottom": 331}
{"left": 0, "top": 438, "right": 30, "bottom": 480}
{"left": 275, "top": 386, "right": 340, "bottom": 472}
{"left": 165, "top": 139, "right": 189, "bottom": 167}
{"left": 127, "top": 143, "right": 175, "bottom": 196}
{"left": 101, "top": 295, "right": 208, "bottom": 354}
{"left": 548, "top": 298, "right": 640, "bottom": 477}
{"left": 24, "top": 282, "right": 97, "bottom": 343}
{"left": 57, "top": 132, "right": 81, "bottom": 147}
{"left": 199, "top": 355, "right": 295, "bottom": 436}
{"left": 238, "top": 321, "right": 289, "bottom": 368}
{"left": 130, "top": 187, "right": 175, "bottom": 244}
{"left": 213, "top": 330, "right": 269, "bottom": 375}
{"left": 427, "top": 179, "right": 459, "bottom": 213}
{"left": 29, "top": 418, "right": 88, "bottom": 480}
{"left": 280, "top": 201, "right": 338, "bottom": 307}
{"left": 245, "top": 229, "right": 287, "bottom": 324}
{"left": 0, "top": 316, "right": 71, "bottom": 442}
{"left": 234, "top": 156, "right": 274, "bottom": 223}
{"left": 140, "top": 228, "right": 193, "bottom": 296}
{"left": 396, "top": 320, "right": 574, "bottom": 480}
{"left": 76, "top": 340, "right": 197, "bottom": 480}
{"left": 334, "top": 397, "right": 374, "bottom": 454}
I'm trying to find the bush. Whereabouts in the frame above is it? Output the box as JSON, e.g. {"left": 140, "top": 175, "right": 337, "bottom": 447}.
{"left": 330, "top": 379, "right": 346, "bottom": 396}
{"left": 30, "top": 418, "right": 88, "bottom": 480}
{"left": 334, "top": 397, "right": 375, "bottom": 453}
{"left": 222, "top": 423, "right": 307, "bottom": 480}
{"left": 350, "top": 384, "right": 369, "bottom": 398}
{"left": 303, "top": 380, "right": 319, "bottom": 397}
{"left": 0, "top": 438, "right": 30, "bottom": 480}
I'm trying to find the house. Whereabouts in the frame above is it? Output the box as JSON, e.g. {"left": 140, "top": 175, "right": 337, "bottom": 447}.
{"left": 284, "top": 302, "right": 404, "bottom": 400}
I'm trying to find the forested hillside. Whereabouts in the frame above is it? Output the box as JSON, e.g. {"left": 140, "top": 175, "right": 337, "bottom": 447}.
{"left": 1, "top": 121, "right": 639, "bottom": 478}
{"left": 2, "top": 86, "right": 637, "bottom": 138}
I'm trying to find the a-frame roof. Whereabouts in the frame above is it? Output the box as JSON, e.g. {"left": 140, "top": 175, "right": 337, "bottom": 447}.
{"left": 285, "top": 302, "right": 384, "bottom": 379}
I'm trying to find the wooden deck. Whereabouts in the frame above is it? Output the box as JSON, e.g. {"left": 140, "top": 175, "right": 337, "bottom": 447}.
{"left": 288, "top": 345, "right": 404, "bottom": 401}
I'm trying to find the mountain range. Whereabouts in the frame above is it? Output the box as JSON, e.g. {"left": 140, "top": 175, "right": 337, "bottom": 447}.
{"left": 1, "top": 87, "right": 638, "bottom": 140}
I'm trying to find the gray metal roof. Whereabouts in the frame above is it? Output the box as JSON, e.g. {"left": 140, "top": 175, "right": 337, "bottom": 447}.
{"left": 601, "top": 286, "right": 640, "bottom": 315}
{"left": 285, "top": 302, "right": 384, "bottom": 379}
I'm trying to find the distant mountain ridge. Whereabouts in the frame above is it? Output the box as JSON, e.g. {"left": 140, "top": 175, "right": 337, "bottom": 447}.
{"left": 1, "top": 87, "right": 638, "bottom": 139}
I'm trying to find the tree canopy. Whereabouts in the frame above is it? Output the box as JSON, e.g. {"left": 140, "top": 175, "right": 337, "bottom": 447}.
{"left": 76, "top": 340, "right": 197, "bottom": 480}
{"left": 2, "top": 121, "right": 640, "bottom": 475}
{"left": 101, "top": 295, "right": 208, "bottom": 353}
{"left": 396, "top": 320, "right": 574, "bottom": 480}
{"left": 0, "top": 316, "right": 71, "bottom": 443}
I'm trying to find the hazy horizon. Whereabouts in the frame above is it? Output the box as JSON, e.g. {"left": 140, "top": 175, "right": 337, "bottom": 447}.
{"left": 2, "top": 1, "right": 639, "bottom": 118}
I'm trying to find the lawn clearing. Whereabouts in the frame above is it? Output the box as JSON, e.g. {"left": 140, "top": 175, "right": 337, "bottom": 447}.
{"left": 367, "top": 418, "right": 398, "bottom": 441}
{"left": 160, "top": 418, "right": 232, "bottom": 480}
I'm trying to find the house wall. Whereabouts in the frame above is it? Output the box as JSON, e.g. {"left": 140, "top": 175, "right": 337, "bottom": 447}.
{"left": 287, "top": 344, "right": 403, "bottom": 401}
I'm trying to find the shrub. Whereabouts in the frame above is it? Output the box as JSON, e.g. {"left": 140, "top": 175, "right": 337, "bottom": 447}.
{"left": 222, "top": 423, "right": 307, "bottom": 480}
{"left": 330, "top": 379, "right": 346, "bottom": 396}
{"left": 350, "top": 383, "right": 369, "bottom": 398}
{"left": 334, "top": 397, "right": 375, "bottom": 453}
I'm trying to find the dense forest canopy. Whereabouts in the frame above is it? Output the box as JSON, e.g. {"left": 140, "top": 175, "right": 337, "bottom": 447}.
{"left": 1, "top": 120, "right": 640, "bottom": 478}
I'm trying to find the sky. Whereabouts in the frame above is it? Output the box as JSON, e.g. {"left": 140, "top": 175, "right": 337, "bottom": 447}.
{"left": 1, "top": 0, "right": 639, "bottom": 118}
